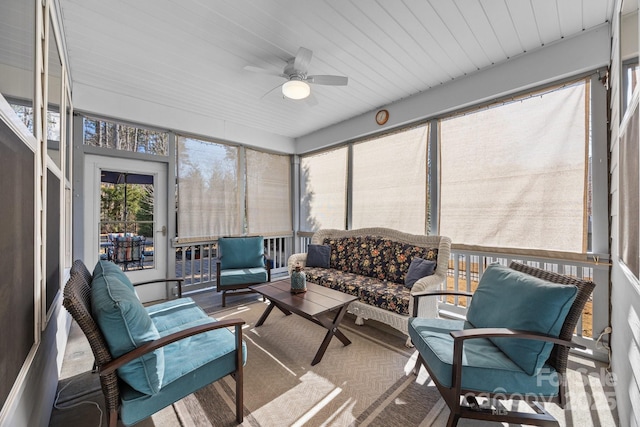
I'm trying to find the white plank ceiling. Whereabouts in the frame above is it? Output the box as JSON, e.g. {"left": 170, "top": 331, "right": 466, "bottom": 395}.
{"left": 57, "top": 0, "right": 616, "bottom": 139}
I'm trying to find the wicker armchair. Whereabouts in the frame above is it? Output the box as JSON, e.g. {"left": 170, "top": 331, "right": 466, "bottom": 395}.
{"left": 63, "top": 260, "right": 245, "bottom": 426}
{"left": 409, "top": 261, "right": 595, "bottom": 427}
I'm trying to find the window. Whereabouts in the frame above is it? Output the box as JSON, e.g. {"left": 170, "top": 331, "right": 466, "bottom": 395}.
{"left": 439, "top": 79, "right": 590, "bottom": 254}
{"left": 619, "top": 97, "right": 639, "bottom": 277}
{"left": 83, "top": 116, "right": 168, "bottom": 155}
{"left": 300, "top": 147, "right": 348, "bottom": 231}
{"left": 0, "top": 0, "right": 35, "bottom": 137}
{"left": 352, "top": 125, "right": 429, "bottom": 234}
{"left": 177, "top": 137, "right": 242, "bottom": 240}
{"left": 176, "top": 138, "right": 291, "bottom": 241}
{"left": 246, "top": 149, "right": 291, "bottom": 236}
{"left": 623, "top": 59, "right": 640, "bottom": 116}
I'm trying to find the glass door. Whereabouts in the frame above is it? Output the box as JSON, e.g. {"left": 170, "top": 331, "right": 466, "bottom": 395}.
{"left": 84, "top": 155, "right": 168, "bottom": 302}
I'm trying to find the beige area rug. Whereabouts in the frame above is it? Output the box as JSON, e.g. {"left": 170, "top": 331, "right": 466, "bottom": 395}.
{"left": 174, "top": 301, "right": 446, "bottom": 427}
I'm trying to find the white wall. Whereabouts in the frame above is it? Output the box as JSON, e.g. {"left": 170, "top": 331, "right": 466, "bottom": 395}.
{"left": 611, "top": 3, "right": 640, "bottom": 426}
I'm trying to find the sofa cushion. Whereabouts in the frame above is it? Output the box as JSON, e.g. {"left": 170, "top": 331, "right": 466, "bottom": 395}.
{"left": 466, "top": 263, "right": 577, "bottom": 375}
{"left": 405, "top": 257, "right": 437, "bottom": 289}
{"left": 359, "top": 279, "right": 411, "bottom": 315}
{"left": 408, "top": 317, "right": 560, "bottom": 395}
{"left": 306, "top": 244, "right": 331, "bottom": 268}
{"left": 91, "top": 263, "right": 164, "bottom": 395}
{"left": 218, "top": 236, "right": 264, "bottom": 269}
{"left": 304, "top": 267, "right": 411, "bottom": 315}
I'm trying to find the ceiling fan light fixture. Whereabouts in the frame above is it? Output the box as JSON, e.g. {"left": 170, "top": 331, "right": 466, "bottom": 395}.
{"left": 282, "top": 79, "right": 310, "bottom": 100}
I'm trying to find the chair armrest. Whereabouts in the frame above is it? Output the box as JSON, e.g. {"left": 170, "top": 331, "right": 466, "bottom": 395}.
{"left": 411, "top": 290, "right": 473, "bottom": 317}
{"left": 133, "top": 278, "right": 184, "bottom": 298}
{"left": 287, "top": 253, "right": 307, "bottom": 275}
{"left": 447, "top": 327, "right": 585, "bottom": 395}
{"left": 450, "top": 327, "right": 586, "bottom": 350}
{"left": 99, "top": 318, "right": 245, "bottom": 376}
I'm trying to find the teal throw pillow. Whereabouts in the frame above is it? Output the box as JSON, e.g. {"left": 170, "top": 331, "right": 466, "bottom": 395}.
{"left": 466, "top": 263, "right": 577, "bottom": 375}
{"left": 404, "top": 257, "right": 437, "bottom": 289}
{"left": 91, "top": 270, "right": 164, "bottom": 395}
{"left": 219, "top": 236, "right": 265, "bottom": 269}
{"left": 93, "top": 260, "right": 134, "bottom": 290}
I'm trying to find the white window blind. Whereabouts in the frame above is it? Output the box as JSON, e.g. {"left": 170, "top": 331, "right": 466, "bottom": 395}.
{"left": 246, "top": 149, "right": 291, "bottom": 236}
{"left": 439, "top": 80, "right": 589, "bottom": 254}
{"left": 352, "top": 125, "right": 428, "bottom": 234}
{"left": 300, "top": 147, "right": 348, "bottom": 231}
{"left": 177, "top": 137, "right": 242, "bottom": 241}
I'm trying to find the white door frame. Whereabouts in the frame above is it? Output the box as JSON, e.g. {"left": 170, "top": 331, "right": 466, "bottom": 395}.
{"left": 83, "top": 154, "right": 168, "bottom": 302}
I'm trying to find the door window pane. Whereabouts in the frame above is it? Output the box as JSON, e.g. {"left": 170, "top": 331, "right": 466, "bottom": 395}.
{"left": 100, "top": 171, "right": 155, "bottom": 271}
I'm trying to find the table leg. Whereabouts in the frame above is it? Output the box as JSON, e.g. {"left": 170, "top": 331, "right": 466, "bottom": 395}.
{"left": 254, "top": 299, "right": 292, "bottom": 327}
{"left": 255, "top": 302, "right": 275, "bottom": 327}
{"left": 311, "top": 304, "right": 352, "bottom": 366}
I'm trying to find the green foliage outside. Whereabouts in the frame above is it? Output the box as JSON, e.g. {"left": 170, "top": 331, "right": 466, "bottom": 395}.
{"left": 100, "top": 183, "right": 154, "bottom": 237}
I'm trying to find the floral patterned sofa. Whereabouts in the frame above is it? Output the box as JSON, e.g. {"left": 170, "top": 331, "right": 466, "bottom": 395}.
{"left": 288, "top": 228, "right": 451, "bottom": 343}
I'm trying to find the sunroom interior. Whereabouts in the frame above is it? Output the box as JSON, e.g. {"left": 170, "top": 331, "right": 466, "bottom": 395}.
{"left": 1, "top": 0, "right": 639, "bottom": 426}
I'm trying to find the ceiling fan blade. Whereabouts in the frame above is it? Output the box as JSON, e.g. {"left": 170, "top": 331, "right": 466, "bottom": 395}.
{"left": 307, "top": 75, "right": 348, "bottom": 86}
{"left": 260, "top": 82, "right": 284, "bottom": 100}
{"left": 244, "top": 65, "right": 284, "bottom": 78}
{"left": 293, "top": 47, "right": 313, "bottom": 72}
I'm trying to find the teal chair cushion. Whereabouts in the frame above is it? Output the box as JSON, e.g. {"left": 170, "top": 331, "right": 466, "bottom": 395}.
{"left": 408, "top": 317, "right": 560, "bottom": 395}
{"left": 120, "top": 302, "right": 247, "bottom": 426}
{"left": 93, "top": 259, "right": 134, "bottom": 290}
{"left": 218, "top": 236, "right": 264, "bottom": 269}
{"left": 466, "top": 263, "right": 577, "bottom": 375}
{"left": 91, "top": 263, "right": 164, "bottom": 395}
{"left": 219, "top": 267, "right": 269, "bottom": 287}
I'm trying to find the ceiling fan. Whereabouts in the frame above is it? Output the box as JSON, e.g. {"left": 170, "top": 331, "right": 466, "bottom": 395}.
{"left": 244, "top": 47, "right": 348, "bottom": 100}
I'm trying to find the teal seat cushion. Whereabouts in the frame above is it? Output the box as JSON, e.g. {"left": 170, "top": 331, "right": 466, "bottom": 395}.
{"left": 120, "top": 313, "right": 247, "bottom": 426}
{"left": 408, "top": 317, "right": 560, "bottom": 396}
{"left": 466, "top": 263, "right": 577, "bottom": 375}
{"left": 218, "top": 236, "right": 264, "bottom": 269}
{"left": 91, "top": 265, "right": 164, "bottom": 395}
{"left": 93, "top": 259, "right": 134, "bottom": 290}
{"left": 219, "top": 267, "right": 268, "bottom": 287}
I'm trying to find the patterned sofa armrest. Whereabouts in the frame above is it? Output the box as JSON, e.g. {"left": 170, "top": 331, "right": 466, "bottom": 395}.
{"left": 287, "top": 253, "right": 308, "bottom": 275}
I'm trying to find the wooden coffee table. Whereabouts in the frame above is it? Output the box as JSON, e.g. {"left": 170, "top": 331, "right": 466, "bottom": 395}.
{"left": 249, "top": 279, "right": 358, "bottom": 365}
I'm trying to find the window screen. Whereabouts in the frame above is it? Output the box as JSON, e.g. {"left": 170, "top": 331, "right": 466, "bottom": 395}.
{"left": 619, "top": 99, "right": 639, "bottom": 277}
{"left": 177, "top": 137, "right": 242, "bottom": 240}
{"left": 439, "top": 80, "right": 589, "bottom": 254}
{"left": 246, "top": 149, "right": 291, "bottom": 236}
{"left": 352, "top": 125, "right": 428, "bottom": 234}
{"left": 300, "top": 147, "right": 348, "bottom": 231}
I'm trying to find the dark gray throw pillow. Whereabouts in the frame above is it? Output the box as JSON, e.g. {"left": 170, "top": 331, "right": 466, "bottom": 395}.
{"left": 306, "top": 244, "right": 331, "bottom": 268}
{"left": 405, "top": 257, "right": 437, "bottom": 289}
